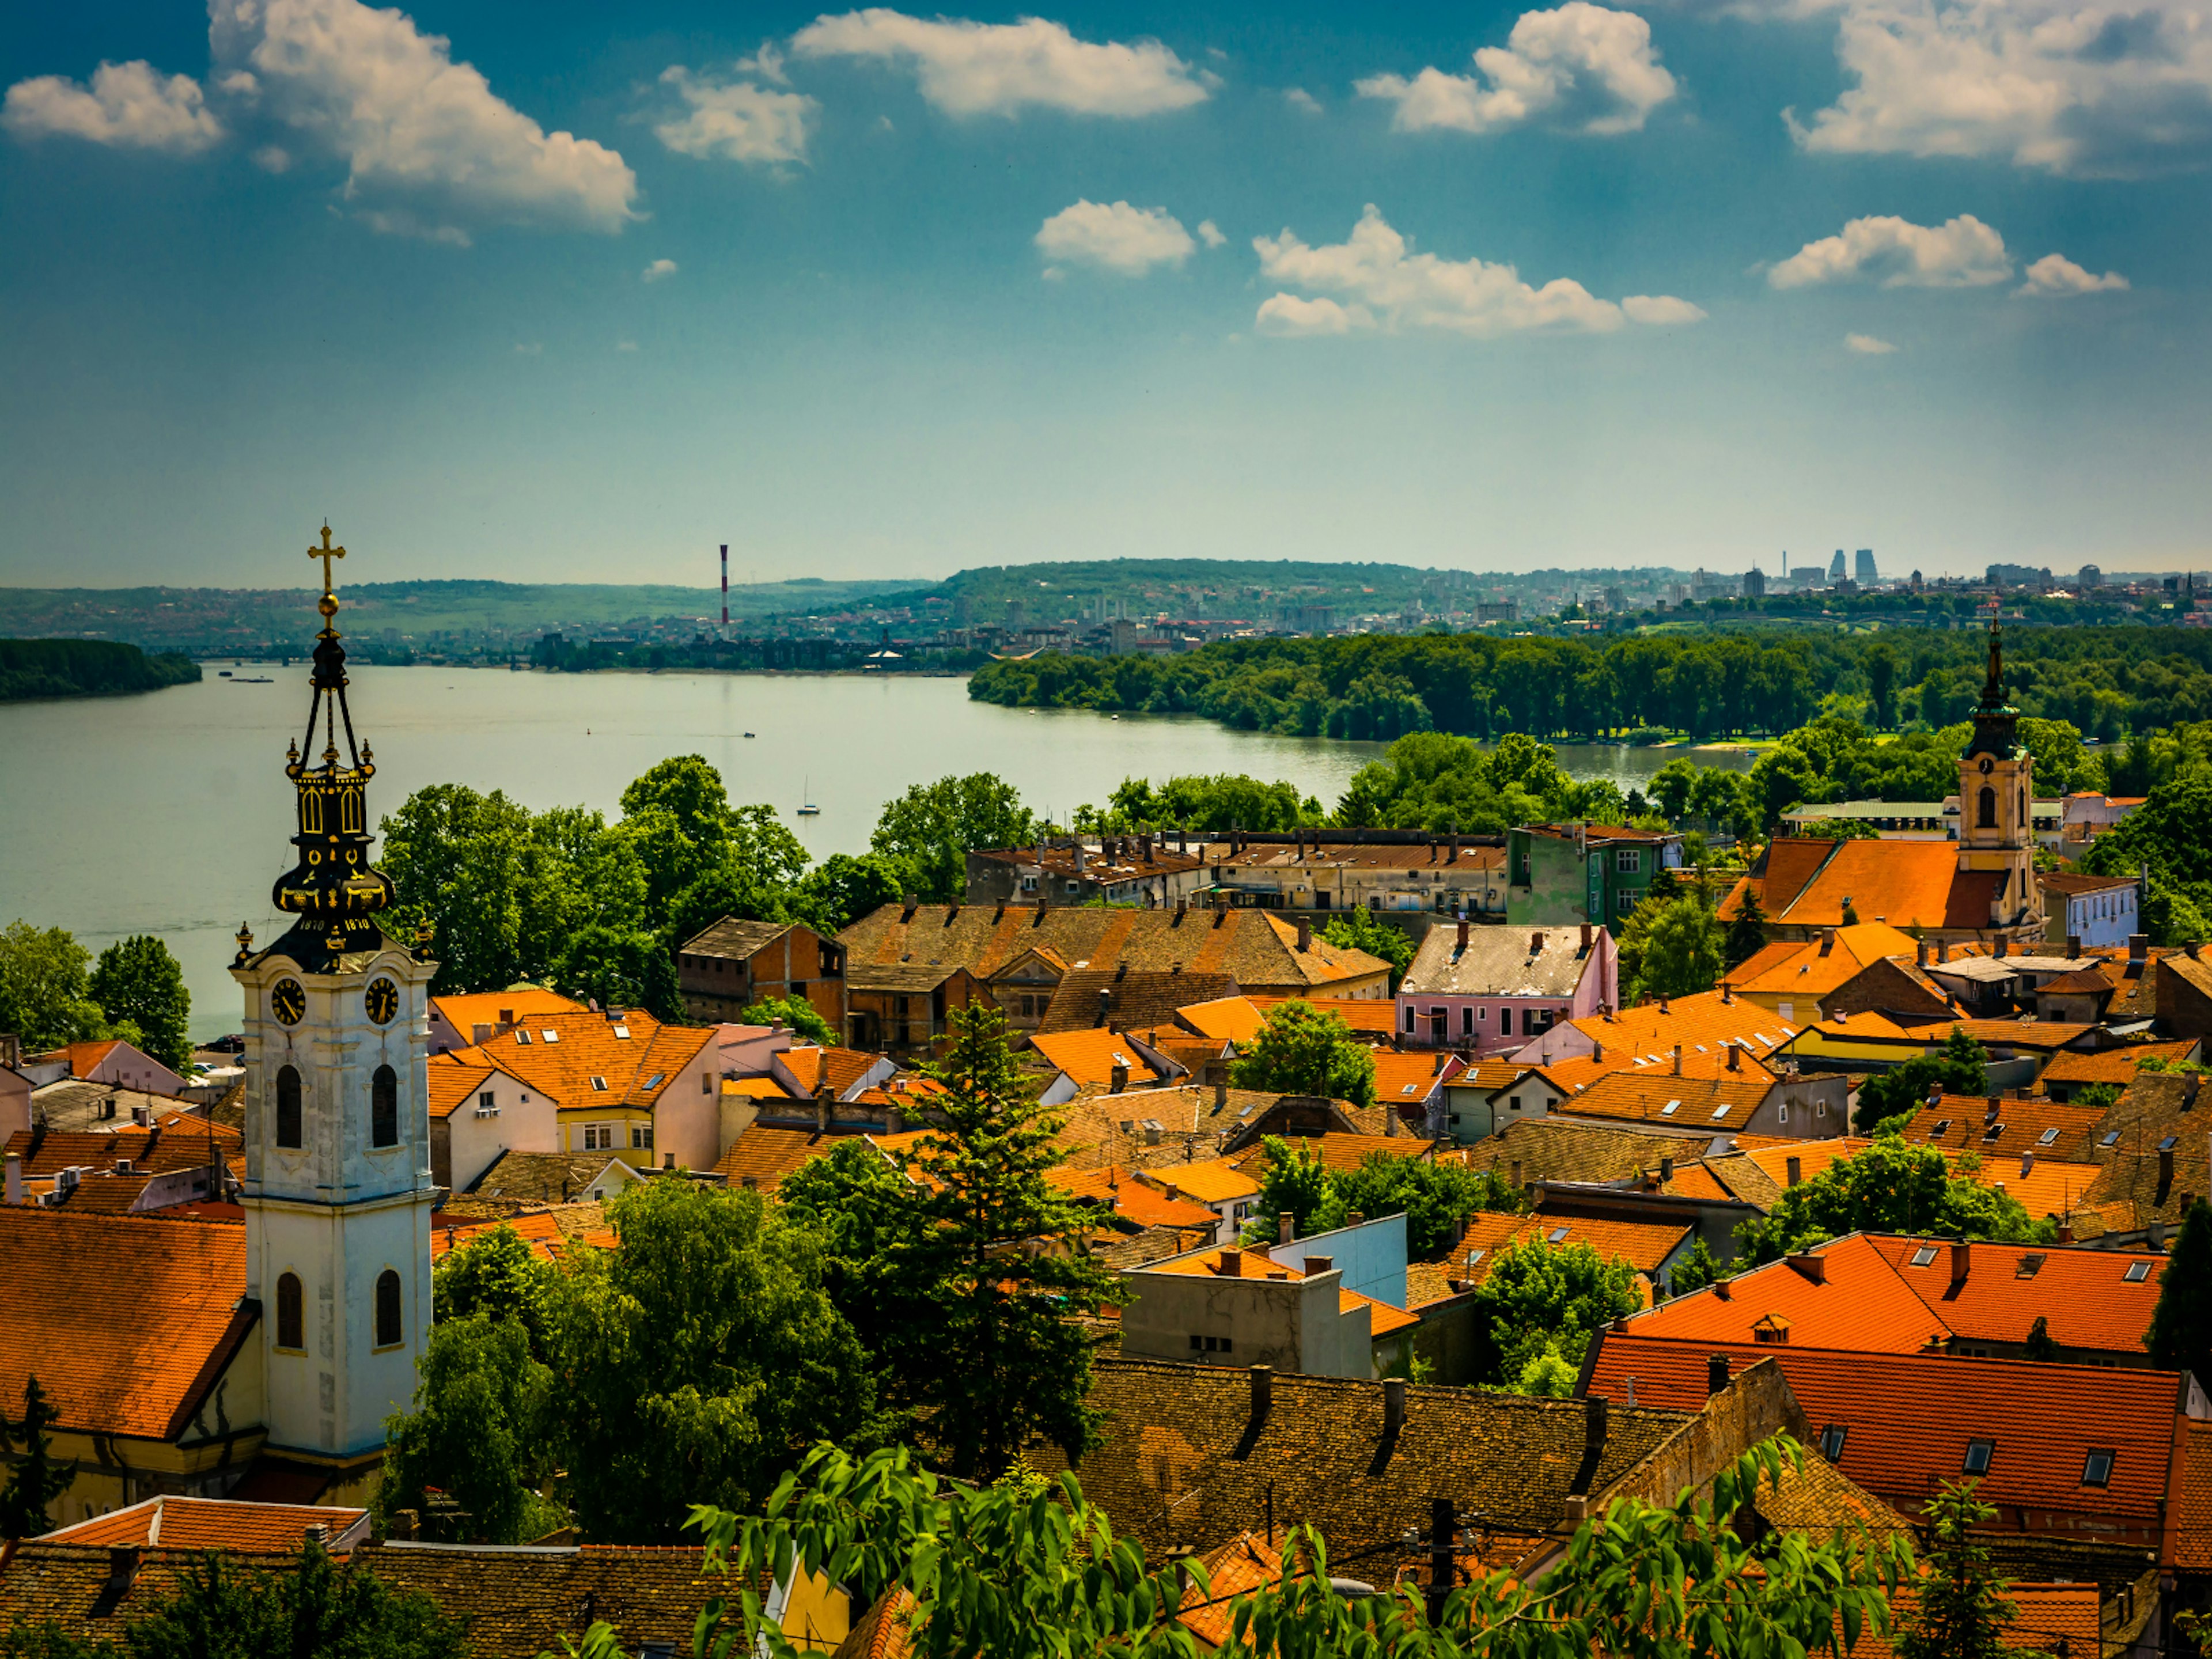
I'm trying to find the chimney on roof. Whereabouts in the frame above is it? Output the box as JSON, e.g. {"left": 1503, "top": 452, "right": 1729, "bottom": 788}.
{"left": 1950, "top": 1240, "right": 1970, "bottom": 1287}
{"left": 2192, "top": 941, "right": 2205, "bottom": 962}
{"left": 1347, "top": 1210, "right": 1366, "bottom": 1227}
{"left": 1110, "top": 1062, "right": 1129, "bottom": 1094}
{"left": 1456, "top": 919, "right": 1470, "bottom": 954}
{"left": 1986, "top": 1096, "right": 2001, "bottom": 1122}
{"left": 1707, "top": 1354, "right": 1730, "bottom": 1395}
{"left": 1304, "top": 1255, "right": 1335, "bottom": 1277}
{"left": 1383, "top": 1375, "right": 1406, "bottom": 1439}
{"left": 1095, "top": 988, "right": 1112, "bottom": 1028}
{"left": 1786, "top": 1250, "right": 1825, "bottom": 1285}
{"left": 2188, "top": 1075, "right": 2203, "bottom": 1111}
{"left": 1916, "top": 937, "right": 1930, "bottom": 968}
{"left": 131, "top": 1104, "right": 150, "bottom": 1128}
{"left": 1786, "top": 1154, "right": 1802, "bottom": 1187}
{"left": 1450, "top": 835, "right": 1463, "bottom": 865}
{"left": 1660, "top": 995, "right": 1670, "bottom": 1015}
{"left": 1531, "top": 930, "right": 1545, "bottom": 956}
{"left": 1215, "top": 1080, "right": 1229, "bottom": 1112}
{"left": 1672, "top": 1044, "right": 1683, "bottom": 1077}
{"left": 1279, "top": 1213, "right": 1294, "bottom": 1245}
{"left": 472, "top": 1022, "right": 493, "bottom": 1046}
{"left": 2057, "top": 1222, "right": 2073, "bottom": 1243}
{"left": 1510, "top": 1159, "right": 1524, "bottom": 1190}
{"left": 1726, "top": 1042, "right": 1741, "bottom": 1073}
{"left": 1297, "top": 919, "right": 1312, "bottom": 953}
{"left": 884, "top": 1103, "right": 905, "bottom": 1137}
{"left": 1585, "top": 1392, "right": 1611, "bottom": 1458}
{"left": 1594, "top": 1040, "right": 1604, "bottom": 1063}
{"left": 1581, "top": 922, "right": 1593, "bottom": 954}
{"left": 1249, "top": 1364, "right": 1273, "bottom": 1427}
{"left": 2131, "top": 932, "right": 2149, "bottom": 964}
{"left": 1660, "top": 1154, "right": 1674, "bottom": 1184}
{"left": 1820, "top": 931, "right": 1835, "bottom": 957}
{"left": 2020, "top": 1152, "right": 2035, "bottom": 1179}
{"left": 3, "top": 1153, "right": 19, "bottom": 1207}
{"left": 2160, "top": 1146, "right": 2176, "bottom": 1202}
{"left": 2152, "top": 1219, "right": 2169, "bottom": 1249}
{"left": 1214, "top": 1247, "right": 1242, "bottom": 1277}
{"left": 1995, "top": 937, "right": 2009, "bottom": 960}
{"left": 815, "top": 1082, "right": 833, "bottom": 1135}
{"left": 1721, "top": 982, "right": 1733, "bottom": 1005}
{"left": 2068, "top": 934, "right": 2082, "bottom": 960}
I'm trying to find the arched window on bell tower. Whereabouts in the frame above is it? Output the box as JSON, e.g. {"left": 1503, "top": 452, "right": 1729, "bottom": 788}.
{"left": 374, "top": 1269, "right": 403, "bottom": 1349}
{"left": 2018, "top": 788, "right": 2026, "bottom": 828}
{"left": 276, "top": 1066, "right": 302, "bottom": 1147}
{"left": 372, "top": 1065, "right": 398, "bottom": 1147}
{"left": 276, "top": 1272, "right": 304, "bottom": 1350}
{"left": 1977, "top": 787, "right": 1997, "bottom": 829}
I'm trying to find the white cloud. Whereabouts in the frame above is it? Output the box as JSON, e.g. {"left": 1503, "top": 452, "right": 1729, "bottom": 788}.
{"left": 1622, "top": 293, "right": 1708, "bottom": 324}
{"left": 252, "top": 143, "right": 291, "bottom": 171}
{"left": 1767, "top": 213, "right": 2012, "bottom": 287}
{"left": 1846, "top": 331, "right": 1900, "bottom": 352}
{"left": 1355, "top": 3, "right": 1677, "bottom": 135}
{"left": 2017, "top": 251, "right": 2130, "bottom": 296}
{"left": 642, "top": 257, "right": 679, "bottom": 282}
{"left": 1283, "top": 85, "right": 1324, "bottom": 114}
{"left": 789, "top": 9, "right": 1209, "bottom": 117}
{"left": 1256, "top": 294, "right": 1370, "bottom": 335}
{"left": 2, "top": 59, "right": 224, "bottom": 153}
{"left": 514, "top": 340, "right": 543, "bottom": 354}
{"left": 1252, "top": 204, "right": 1700, "bottom": 338}
{"left": 1196, "top": 218, "right": 1226, "bottom": 248}
{"left": 207, "top": 0, "right": 637, "bottom": 236}
{"left": 1035, "top": 199, "right": 1196, "bottom": 274}
{"left": 1779, "top": 0, "right": 2212, "bottom": 178}
{"left": 616, "top": 338, "right": 639, "bottom": 351}
{"left": 654, "top": 65, "right": 815, "bottom": 164}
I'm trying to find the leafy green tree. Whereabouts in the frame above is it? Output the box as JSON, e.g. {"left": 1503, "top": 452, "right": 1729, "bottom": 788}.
{"left": 1723, "top": 889, "right": 1768, "bottom": 969}
{"left": 1318, "top": 907, "right": 1414, "bottom": 990}
{"left": 2021, "top": 1316, "right": 2059, "bottom": 1361}
{"left": 662, "top": 805, "right": 817, "bottom": 950}
{"left": 432, "top": 1224, "right": 558, "bottom": 1353}
{"left": 1229, "top": 1000, "right": 1377, "bottom": 1109}
{"left": 550, "top": 923, "right": 681, "bottom": 1022}
{"left": 1854, "top": 1029, "right": 1989, "bottom": 1131}
{"left": 0, "top": 922, "right": 109, "bottom": 1054}
{"left": 738, "top": 994, "right": 836, "bottom": 1047}
{"left": 1649, "top": 759, "right": 1698, "bottom": 821}
{"left": 1667, "top": 1236, "right": 1727, "bottom": 1298}
{"left": 0, "top": 1376, "right": 75, "bottom": 1539}
{"left": 896, "top": 1002, "right": 1126, "bottom": 1476}
{"left": 2146, "top": 1198, "right": 2211, "bottom": 1378}
{"left": 122, "top": 1537, "right": 464, "bottom": 1659}
{"left": 1332, "top": 1153, "right": 1524, "bottom": 1256}
{"left": 1895, "top": 1480, "right": 2041, "bottom": 1659}
{"left": 791, "top": 852, "right": 903, "bottom": 934}
{"left": 1103, "top": 774, "right": 1319, "bottom": 833}
{"left": 88, "top": 935, "right": 191, "bottom": 1073}
{"left": 376, "top": 1313, "right": 556, "bottom": 1545}
{"left": 1240, "top": 1135, "right": 1343, "bottom": 1244}
{"left": 869, "top": 772, "right": 1038, "bottom": 903}
{"left": 683, "top": 1435, "right": 1907, "bottom": 1659}
{"left": 1864, "top": 644, "right": 1900, "bottom": 729}
{"left": 556, "top": 1179, "right": 876, "bottom": 1540}
{"left": 1738, "top": 1138, "right": 2049, "bottom": 1266}
{"left": 1618, "top": 895, "right": 1725, "bottom": 1005}
{"left": 1473, "top": 1236, "right": 1641, "bottom": 1387}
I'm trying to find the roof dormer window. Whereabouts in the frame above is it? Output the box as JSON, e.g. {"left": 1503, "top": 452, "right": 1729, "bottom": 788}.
{"left": 590, "top": 1076, "right": 608, "bottom": 1092}
{"left": 1547, "top": 1226, "right": 1570, "bottom": 1244}
{"left": 1819, "top": 1425, "right": 1847, "bottom": 1460}
{"left": 2037, "top": 1127, "right": 2060, "bottom": 1146}
{"left": 2082, "top": 1449, "right": 2114, "bottom": 1487}
{"left": 541, "top": 1030, "right": 559, "bottom": 1044}
{"left": 1910, "top": 1245, "right": 1939, "bottom": 1267}
{"left": 613, "top": 1025, "right": 631, "bottom": 1039}
{"left": 2124, "top": 1260, "right": 2153, "bottom": 1283}
{"left": 1963, "top": 1439, "right": 1994, "bottom": 1475}
{"left": 1930, "top": 1120, "right": 1950, "bottom": 1137}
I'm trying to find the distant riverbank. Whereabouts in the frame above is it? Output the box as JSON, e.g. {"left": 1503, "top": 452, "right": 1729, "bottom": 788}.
{"left": 0, "top": 638, "right": 200, "bottom": 702}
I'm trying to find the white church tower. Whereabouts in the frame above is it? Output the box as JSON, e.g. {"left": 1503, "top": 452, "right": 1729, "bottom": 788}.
{"left": 232, "top": 526, "right": 438, "bottom": 1463}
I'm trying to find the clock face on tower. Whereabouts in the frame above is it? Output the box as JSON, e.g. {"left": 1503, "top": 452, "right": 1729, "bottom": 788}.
{"left": 1979, "top": 757, "right": 1994, "bottom": 774}
{"left": 365, "top": 978, "right": 400, "bottom": 1025}
{"left": 272, "top": 979, "right": 307, "bottom": 1025}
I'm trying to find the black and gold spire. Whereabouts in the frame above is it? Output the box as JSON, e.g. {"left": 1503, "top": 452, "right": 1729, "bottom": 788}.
{"left": 1964, "top": 609, "right": 2020, "bottom": 760}
{"left": 264, "top": 525, "right": 402, "bottom": 968}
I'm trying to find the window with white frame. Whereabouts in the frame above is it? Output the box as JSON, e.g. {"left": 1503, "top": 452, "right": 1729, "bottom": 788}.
{"left": 632, "top": 1124, "right": 654, "bottom": 1151}
{"left": 582, "top": 1123, "right": 613, "bottom": 1151}
{"left": 1616, "top": 848, "right": 1641, "bottom": 873}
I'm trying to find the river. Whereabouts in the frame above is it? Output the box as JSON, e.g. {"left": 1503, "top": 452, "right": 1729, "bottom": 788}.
{"left": 0, "top": 666, "right": 1752, "bottom": 1040}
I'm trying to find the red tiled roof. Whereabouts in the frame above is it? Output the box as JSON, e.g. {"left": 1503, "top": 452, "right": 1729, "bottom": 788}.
{"left": 0, "top": 1208, "right": 253, "bottom": 1440}
{"left": 1028, "top": 1028, "right": 1166, "bottom": 1090}
{"left": 1587, "top": 1336, "right": 2186, "bottom": 1522}
{"left": 1549, "top": 990, "right": 1798, "bottom": 1064}
{"left": 1721, "top": 840, "right": 2003, "bottom": 931}
{"left": 1450, "top": 1210, "right": 1693, "bottom": 1281}
{"left": 40, "top": 1495, "right": 368, "bottom": 1552}
{"left": 1369, "top": 1051, "right": 1461, "bottom": 1105}
{"left": 1245, "top": 994, "right": 1402, "bottom": 1037}
{"left": 1897, "top": 1093, "right": 2108, "bottom": 1162}
{"left": 1733, "top": 925, "right": 1926, "bottom": 999}
{"left": 711, "top": 1124, "right": 844, "bottom": 1194}
{"left": 1048, "top": 1165, "right": 1220, "bottom": 1231}
{"left": 1557, "top": 1070, "right": 1777, "bottom": 1131}
{"left": 2040, "top": 1041, "right": 2200, "bottom": 1086}
{"left": 455, "top": 1009, "right": 715, "bottom": 1112}
{"left": 1871, "top": 1234, "right": 2168, "bottom": 1354}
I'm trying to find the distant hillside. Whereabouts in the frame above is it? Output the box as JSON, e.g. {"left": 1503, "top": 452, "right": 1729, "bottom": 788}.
{"left": 0, "top": 638, "right": 200, "bottom": 702}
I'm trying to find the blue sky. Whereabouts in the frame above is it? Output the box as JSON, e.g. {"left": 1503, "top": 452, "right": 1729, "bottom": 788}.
{"left": 2, "top": 0, "right": 2207, "bottom": 588}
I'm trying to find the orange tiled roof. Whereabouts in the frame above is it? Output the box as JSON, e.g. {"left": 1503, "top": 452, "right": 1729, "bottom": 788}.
{"left": 430, "top": 989, "right": 587, "bottom": 1037}
{"left": 1617, "top": 1234, "right": 1947, "bottom": 1353}
{"left": 1870, "top": 1235, "right": 2167, "bottom": 1354}
{"left": 1898, "top": 1093, "right": 2108, "bottom": 1162}
{"left": 1546, "top": 990, "right": 1798, "bottom": 1065}
{"left": 1450, "top": 1209, "right": 1693, "bottom": 1280}
{"left": 1245, "top": 994, "right": 1402, "bottom": 1036}
{"left": 3, "top": 1124, "right": 232, "bottom": 1179}
{"left": 429, "top": 1209, "right": 603, "bottom": 1262}
{"left": 2040, "top": 1041, "right": 2200, "bottom": 1087}
{"left": 39, "top": 1495, "right": 368, "bottom": 1552}
{"left": 1558, "top": 1070, "right": 1780, "bottom": 1131}
{"left": 2180, "top": 1420, "right": 2212, "bottom": 1571}
{"left": 0, "top": 1208, "right": 252, "bottom": 1440}
{"left": 1733, "top": 925, "right": 1926, "bottom": 999}
{"left": 1134, "top": 1158, "right": 1260, "bottom": 1206}
{"left": 722, "top": 1074, "right": 799, "bottom": 1101}
{"left": 28, "top": 1040, "right": 125, "bottom": 1076}
{"left": 1369, "top": 1050, "right": 1461, "bottom": 1105}
{"left": 1925, "top": 1018, "right": 2097, "bottom": 1052}
{"left": 1048, "top": 1165, "right": 1220, "bottom": 1231}
{"left": 1175, "top": 995, "right": 1267, "bottom": 1043}
{"left": 711, "top": 1124, "right": 844, "bottom": 1194}
{"left": 1721, "top": 839, "right": 2004, "bottom": 931}
{"left": 423, "top": 1050, "right": 535, "bottom": 1122}
{"left": 456, "top": 1009, "right": 715, "bottom": 1113}
{"left": 1028, "top": 1028, "right": 1166, "bottom": 1090}
{"left": 779, "top": 1045, "right": 890, "bottom": 1097}
{"left": 1587, "top": 1335, "right": 2184, "bottom": 1522}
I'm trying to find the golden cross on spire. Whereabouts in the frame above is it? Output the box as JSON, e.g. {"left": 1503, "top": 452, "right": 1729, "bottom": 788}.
{"left": 307, "top": 522, "right": 345, "bottom": 628}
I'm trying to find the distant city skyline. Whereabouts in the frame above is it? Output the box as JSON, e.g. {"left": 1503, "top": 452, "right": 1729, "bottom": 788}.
{"left": 3, "top": 0, "right": 2206, "bottom": 589}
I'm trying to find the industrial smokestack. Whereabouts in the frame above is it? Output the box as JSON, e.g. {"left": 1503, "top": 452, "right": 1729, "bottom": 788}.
{"left": 720, "top": 543, "right": 729, "bottom": 628}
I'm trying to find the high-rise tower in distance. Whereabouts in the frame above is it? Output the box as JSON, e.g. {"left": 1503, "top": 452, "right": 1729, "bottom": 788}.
{"left": 1855, "top": 548, "right": 1877, "bottom": 586}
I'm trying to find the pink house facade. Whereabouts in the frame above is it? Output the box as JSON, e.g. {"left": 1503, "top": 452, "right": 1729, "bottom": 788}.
{"left": 1395, "top": 922, "right": 1617, "bottom": 1055}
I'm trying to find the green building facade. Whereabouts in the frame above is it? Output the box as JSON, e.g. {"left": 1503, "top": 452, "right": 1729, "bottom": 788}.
{"left": 1505, "top": 824, "right": 1685, "bottom": 929}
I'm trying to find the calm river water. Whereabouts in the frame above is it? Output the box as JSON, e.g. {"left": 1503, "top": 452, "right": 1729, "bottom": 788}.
{"left": 0, "top": 666, "right": 1751, "bottom": 1039}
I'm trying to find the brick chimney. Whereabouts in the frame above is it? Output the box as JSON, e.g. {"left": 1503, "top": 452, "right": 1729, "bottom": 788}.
{"left": 1297, "top": 919, "right": 1312, "bottom": 953}
{"left": 1950, "top": 1240, "right": 1970, "bottom": 1287}
{"left": 1581, "top": 922, "right": 1592, "bottom": 953}
{"left": 1213, "top": 1247, "right": 1242, "bottom": 1276}
{"left": 2067, "top": 934, "right": 2081, "bottom": 959}
{"left": 1659, "top": 1154, "right": 1673, "bottom": 1183}
{"left": 1725, "top": 1041, "right": 1740, "bottom": 1072}
{"left": 1215, "top": 1080, "right": 1229, "bottom": 1111}
{"left": 1457, "top": 919, "right": 1470, "bottom": 953}
{"left": 1820, "top": 931, "right": 1835, "bottom": 956}
{"left": 1672, "top": 1044, "right": 1683, "bottom": 1076}
{"left": 1530, "top": 930, "right": 1544, "bottom": 956}
{"left": 1916, "top": 938, "right": 1929, "bottom": 967}
{"left": 1383, "top": 1376, "right": 1406, "bottom": 1438}
{"left": 815, "top": 1082, "right": 833, "bottom": 1134}
{"left": 1110, "top": 1062, "right": 1129, "bottom": 1094}
{"left": 1249, "top": 1365, "right": 1273, "bottom": 1428}
{"left": 1303, "top": 1255, "right": 1335, "bottom": 1277}
{"left": 2131, "top": 932, "right": 2149, "bottom": 964}
{"left": 1279, "top": 1213, "right": 1294, "bottom": 1245}
{"left": 1785, "top": 1154, "right": 1802, "bottom": 1187}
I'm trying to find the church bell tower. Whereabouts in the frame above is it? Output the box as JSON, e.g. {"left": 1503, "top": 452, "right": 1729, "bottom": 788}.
{"left": 1956, "top": 615, "right": 2044, "bottom": 938}
{"left": 231, "top": 525, "right": 438, "bottom": 1461}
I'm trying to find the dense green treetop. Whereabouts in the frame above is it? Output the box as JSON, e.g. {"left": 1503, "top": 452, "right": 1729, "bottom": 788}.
{"left": 87, "top": 936, "right": 191, "bottom": 1073}
{"left": 1228, "top": 1001, "right": 1377, "bottom": 1109}
{"left": 1736, "top": 1137, "right": 2051, "bottom": 1266}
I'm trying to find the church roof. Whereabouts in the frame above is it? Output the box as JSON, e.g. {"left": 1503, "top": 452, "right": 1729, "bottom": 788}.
{"left": 0, "top": 1207, "right": 253, "bottom": 1441}
{"left": 1719, "top": 839, "right": 2005, "bottom": 931}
